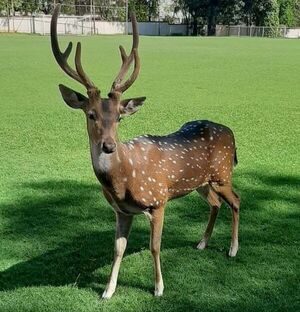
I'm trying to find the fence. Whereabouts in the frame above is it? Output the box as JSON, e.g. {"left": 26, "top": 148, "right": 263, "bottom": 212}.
{"left": 216, "top": 25, "right": 300, "bottom": 38}
{"left": 0, "top": 15, "right": 189, "bottom": 36}
{"left": 1, "top": 16, "right": 300, "bottom": 38}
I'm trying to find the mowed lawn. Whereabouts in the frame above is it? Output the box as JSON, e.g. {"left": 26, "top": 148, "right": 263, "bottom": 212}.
{"left": 0, "top": 34, "right": 299, "bottom": 312}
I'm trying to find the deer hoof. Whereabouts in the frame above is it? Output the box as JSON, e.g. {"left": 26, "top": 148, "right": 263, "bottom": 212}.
{"left": 197, "top": 240, "right": 207, "bottom": 250}
{"left": 228, "top": 245, "right": 238, "bottom": 257}
{"left": 102, "top": 289, "right": 114, "bottom": 300}
{"left": 154, "top": 288, "right": 164, "bottom": 297}
{"left": 154, "top": 282, "right": 164, "bottom": 297}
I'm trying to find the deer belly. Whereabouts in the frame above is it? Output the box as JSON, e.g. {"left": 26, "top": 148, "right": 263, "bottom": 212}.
{"left": 167, "top": 179, "right": 209, "bottom": 199}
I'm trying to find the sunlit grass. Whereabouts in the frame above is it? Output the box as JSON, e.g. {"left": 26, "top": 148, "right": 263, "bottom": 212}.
{"left": 0, "top": 34, "right": 299, "bottom": 312}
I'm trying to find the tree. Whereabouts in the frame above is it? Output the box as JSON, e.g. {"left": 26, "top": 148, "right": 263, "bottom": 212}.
{"left": 39, "top": 1, "right": 52, "bottom": 15}
{"left": 218, "top": 0, "right": 244, "bottom": 25}
{"left": 242, "top": 0, "right": 253, "bottom": 25}
{"left": 173, "top": 0, "right": 207, "bottom": 36}
{"left": 19, "top": 0, "right": 39, "bottom": 14}
{"left": 278, "top": 0, "right": 295, "bottom": 25}
{"left": 174, "top": 0, "right": 244, "bottom": 36}
{"left": 0, "top": 0, "right": 10, "bottom": 13}
{"left": 128, "top": 0, "right": 159, "bottom": 21}
{"left": 0, "top": 0, "right": 22, "bottom": 15}
{"left": 294, "top": 0, "right": 300, "bottom": 25}
{"left": 250, "top": 0, "right": 280, "bottom": 36}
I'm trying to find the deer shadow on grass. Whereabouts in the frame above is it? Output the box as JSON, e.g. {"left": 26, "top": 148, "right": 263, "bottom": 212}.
{"left": 0, "top": 171, "right": 299, "bottom": 294}
{"left": 0, "top": 179, "right": 194, "bottom": 293}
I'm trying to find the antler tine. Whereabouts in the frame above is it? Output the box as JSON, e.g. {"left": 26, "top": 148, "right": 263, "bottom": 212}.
{"left": 118, "top": 49, "right": 140, "bottom": 93}
{"left": 51, "top": 4, "right": 95, "bottom": 89}
{"left": 131, "top": 13, "right": 139, "bottom": 51}
{"left": 111, "top": 13, "right": 141, "bottom": 93}
{"left": 75, "top": 42, "right": 95, "bottom": 88}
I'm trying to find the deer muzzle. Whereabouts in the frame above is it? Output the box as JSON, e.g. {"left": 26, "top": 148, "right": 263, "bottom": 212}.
{"left": 101, "top": 139, "right": 117, "bottom": 154}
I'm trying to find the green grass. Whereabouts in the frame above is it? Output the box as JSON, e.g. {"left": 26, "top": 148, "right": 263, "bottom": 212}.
{"left": 0, "top": 34, "right": 299, "bottom": 312}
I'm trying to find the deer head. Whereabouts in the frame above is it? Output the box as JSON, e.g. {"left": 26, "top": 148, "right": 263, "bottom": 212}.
{"left": 51, "top": 4, "right": 146, "bottom": 154}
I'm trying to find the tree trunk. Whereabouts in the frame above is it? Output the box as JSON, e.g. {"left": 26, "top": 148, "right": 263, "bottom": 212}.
{"left": 207, "top": 4, "right": 217, "bottom": 36}
{"left": 192, "top": 15, "right": 198, "bottom": 36}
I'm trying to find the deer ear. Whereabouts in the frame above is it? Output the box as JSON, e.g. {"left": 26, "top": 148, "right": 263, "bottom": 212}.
{"left": 120, "top": 97, "right": 146, "bottom": 116}
{"left": 58, "top": 84, "right": 88, "bottom": 109}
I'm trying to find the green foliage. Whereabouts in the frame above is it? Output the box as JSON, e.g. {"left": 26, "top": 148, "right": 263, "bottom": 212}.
{"left": 19, "top": 0, "right": 39, "bottom": 14}
{"left": 241, "top": 0, "right": 300, "bottom": 27}
{"left": 174, "top": 0, "right": 300, "bottom": 33}
{"left": 250, "top": 0, "right": 280, "bottom": 36}
{"left": 218, "top": 0, "right": 244, "bottom": 25}
{"left": 0, "top": 34, "right": 299, "bottom": 311}
{"left": 279, "top": 0, "right": 295, "bottom": 26}
{"left": 174, "top": 0, "right": 245, "bottom": 35}
{"left": 0, "top": 0, "right": 22, "bottom": 13}
{"left": 128, "top": 0, "right": 149, "bottom": 21}
{"left": 294, "top": 0, "right": 300, "bottom": 25}
{"left": 0, "top": 0, "right": 9, "bottom": 11}
{"left": 129, "top": 0, "right": 159, "bottom": 21}
{"left": 265, "top": 0, "right": 280, "bottom": 36}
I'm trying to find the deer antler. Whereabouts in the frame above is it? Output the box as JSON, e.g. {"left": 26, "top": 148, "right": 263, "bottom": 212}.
{"left": 51, "top": 4, "right": 95, "bottom": 90}
{"left": 111, "top": 13, "right": 140, "bottom": 94}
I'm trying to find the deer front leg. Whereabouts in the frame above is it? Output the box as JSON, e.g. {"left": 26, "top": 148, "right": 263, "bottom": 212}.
{"left": 150, "top": 207, "right": 165, "bottom": 296}
{"left": 102, "top": 212, "right": 133, "bottom": 299}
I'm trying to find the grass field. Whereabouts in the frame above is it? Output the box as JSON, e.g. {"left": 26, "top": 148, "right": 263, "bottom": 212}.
{"left": 0, "top": 34, "right": 299, "bottom": 312}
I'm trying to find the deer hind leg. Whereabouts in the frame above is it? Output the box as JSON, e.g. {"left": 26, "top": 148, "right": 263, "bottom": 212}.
{"left": 102, "top": 212, "right": 133, "bottom": 299}
{"left": 196, "top": 184, "right": 222, "bottom": 250}
{"left": 150, "top": 207, "right": 165, "bottom": 296}
{"left": 212, "top": 184, "right": 240, "bottom": 257}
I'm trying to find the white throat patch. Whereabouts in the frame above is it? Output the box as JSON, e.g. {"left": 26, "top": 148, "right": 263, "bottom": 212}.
{"left": 98, "top": 152, "right": 111, "bottom": 173}
{"left": 90, "top": 143, "right": 112, "bottom": 174}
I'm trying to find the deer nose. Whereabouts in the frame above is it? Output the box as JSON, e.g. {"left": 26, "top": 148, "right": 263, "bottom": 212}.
{"left": 102, "top": 140, "right": 116, "bottom": 154}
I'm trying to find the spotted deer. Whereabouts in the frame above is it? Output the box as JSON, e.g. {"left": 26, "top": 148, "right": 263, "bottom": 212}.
{"left": 51, "top": 4, "right": 240, "bottom": 299}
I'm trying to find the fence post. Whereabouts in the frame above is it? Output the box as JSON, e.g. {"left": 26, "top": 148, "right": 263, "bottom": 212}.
{"left": 284, "top": 26, "right": 287, "bottom": 38}
{"left": 6, "top": 3, "right": 10, "bottom": 32}
{"left": 262, "top": 27, "right": 264, "bottom": 37}
{"left": 42, "top": 15, "right": 45, "bottom": 35}
{"left": 11, "top": 1, "right": 15, "bottom": 32}
{"left": 32, "top": 15, "right": 36, "bottom": 34}
{"left": 82, "top": 20, "right": 84, "bottom": 35}
{"left": 90, "top": 1, "right": 93, "bottom": 35}
{"left": 125, "top": 0, "right": 128, "bottom": 35}
{"left": 7, "top": 16, "right": 10, "bottom": 33}
{"left": 238, "top": 25, "right": 240, "bottom": 37}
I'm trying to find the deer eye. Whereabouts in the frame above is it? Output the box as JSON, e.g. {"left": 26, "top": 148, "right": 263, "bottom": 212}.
{"left": 88, "top": 111, "right": 96, "bottom": 120}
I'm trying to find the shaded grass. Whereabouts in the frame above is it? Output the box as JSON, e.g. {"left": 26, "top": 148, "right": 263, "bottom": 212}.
{"left": 0, "top": 34, "right": 299, "bottom": 311}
